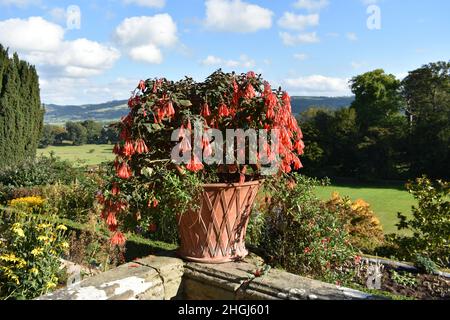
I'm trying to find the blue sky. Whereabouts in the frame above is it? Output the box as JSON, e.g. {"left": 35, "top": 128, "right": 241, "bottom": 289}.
{"left": 0, "top": 0, "right": 448, "bottom": 105}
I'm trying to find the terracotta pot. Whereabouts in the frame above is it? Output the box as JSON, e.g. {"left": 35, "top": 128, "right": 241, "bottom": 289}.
{"left": 177, "top": 180, "right": 263, "bottom": 264}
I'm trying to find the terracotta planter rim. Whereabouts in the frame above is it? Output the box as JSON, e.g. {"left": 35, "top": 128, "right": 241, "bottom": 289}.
{"left": 201, "top": 179, "right": 264, "bottom": 189}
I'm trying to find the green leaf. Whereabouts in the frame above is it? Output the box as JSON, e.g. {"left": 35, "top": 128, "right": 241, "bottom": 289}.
{"left": 178, "top": 100, "right": 192, "bottom": 107}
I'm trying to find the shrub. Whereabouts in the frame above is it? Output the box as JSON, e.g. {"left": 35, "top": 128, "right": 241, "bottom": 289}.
{"left": 325, "top": 193, "right": 385, "bottom": 253}
{"left": 0, "top": 155, "right": 83, "bottom": 188}
{"left": 0, "top": 207, "right": 69, "bottom": 299}
{"left": 388, "top": 177, "right": 449, "bottom": 267}
{"left": 257, "top": 174, "right": 356, "bottom": 284}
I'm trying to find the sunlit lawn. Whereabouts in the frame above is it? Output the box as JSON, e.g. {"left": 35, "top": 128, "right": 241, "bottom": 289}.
{"left": 38, "top": 144, "right": 114, "bottom": 167}
{"left": 315, "top": 183, "right": 416, "bottom": 235}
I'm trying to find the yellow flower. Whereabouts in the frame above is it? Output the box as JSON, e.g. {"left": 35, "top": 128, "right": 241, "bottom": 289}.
{"left": 60, "top": 242, "right": 69, "bottom": 249}
{"left": 30, "top": 267, "right": 39, "bottom": 275}
{"left": 31, "top": 247, "right": 44, "bottom": 257}
{"left": 10, "top": 196, "right": 45, "bottom": 209}
{"left": 12, "top": 223, "right": 25, "bottom": 238}
{"left": 37, "top": 235, "right": 49, "bottom": 242}
{"left": 0, "top": 266, "right": 20, "bottom": 285}
{"left": 56, "top": 225, "right": 68, "bottom": 231}
{"left": 0, "top": 253, "right": 27, "bottom": 268}
{"left": 37, "top": 223, "right": 52, "bottom": 229}
{"left": 45, "top": 281, "right": 57, "bottom": 290}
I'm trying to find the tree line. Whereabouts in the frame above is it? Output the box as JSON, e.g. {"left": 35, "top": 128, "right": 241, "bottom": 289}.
{"left": 299, "top": 61, "right": 450, "bottom": 180}
{"left": 39, "top": 120, "right": 119, "bottom": 147}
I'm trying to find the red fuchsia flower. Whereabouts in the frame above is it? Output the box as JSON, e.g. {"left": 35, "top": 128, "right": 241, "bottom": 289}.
{"left": 134, "top": 139, "right": 149, "bottom": 154}
{"left": 165, "top": 101, "right": 175, "bottom": 118}
{"left": 294, "top": 140, "right": 305, "bottom": 155}
{"left": 218, "top": 103, "right": 230, "bottom": 117}
{"left": 186, "top": 156, "right": 204, "bottom": 172}
{"left": 187, "top": 119, "right": 192, "bottom": 131}
{"left": 304, "top": 247, "right": 311, "bottom": 254}
{"left": 354, "top": 255, "right": 362, "bottom": 264}
{"left": 246, "top": 71, "right": 256, "bottom": 79}
{"left": 282, "top": 92, "right": 291, "bottom": 113}
{"left": 293, "top": 156, "right": 303, "bottom": 170}
{"left": 123, "top": 140, "right": 135, "bottom": 157}
{"left": 111, "top": 183, "right": 120, "bottom": 196}
{"left": 180, "top": 136, "right": 192, "bottom": 153}
{"left": 147, "top": 197, "right": 159, "bottom": 208}
{"left": 139, "top": 80, "right": 146, "bottom": 91}
{"left": 111, "top": 231, "right": 126, "bottom": 246}
{"left": 201, "top": 102, "right": 211, "bottom": 117}
{"left": 106, "top": 211, "right": 117, "bottom": 226}
{"left": 239, "top": 166, "right": 247, "bottom": 184}
{"left": 244, "top": 83, "right": 256, "bottom": 99}
{"left": 202, "top": 136, "right": 213, "bottom": 157}
{"left": 117, "top": 162, "right": 132, "bottom": 179}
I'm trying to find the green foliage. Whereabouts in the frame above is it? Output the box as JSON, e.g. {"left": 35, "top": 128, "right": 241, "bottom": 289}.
{"left": 402, "top": 61, "right": 450, "bottom": 179}
{"left": 65, "top": 121, "right": 88, "bottom": 146}
{"left": 39, "top": 125, "right": 66, "bottom": 148}
{"left": 0, "top": 46, "right": 44, "bottom": 168}
{"left": 0, "top": 155, "right": 84, "bottom": 189}
{"left": 389, "top": 177, "right": 449, "bottom": 267}
{"left": 257, "top": 174, "right": 356, "bottom": 283}
{"left": 390, "top": 270, "right": 418, "bottom": 288}
{"left": 0, "top": 208, "right": 69, "bottom": 300}
{"left": 413, "top": 254, "right": 438, "bottom": 275}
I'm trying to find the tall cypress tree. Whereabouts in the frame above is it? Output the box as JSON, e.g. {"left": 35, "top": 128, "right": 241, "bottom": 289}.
{"left": 0, "top": 45, "right": 44, "bottom": 167}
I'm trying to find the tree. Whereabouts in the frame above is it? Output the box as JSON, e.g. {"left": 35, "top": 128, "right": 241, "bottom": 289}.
{"left": 0, "top": 45, "right": 44, "bottom": 167}
{"left": 349, "top": 70, "right": 407, "bottom": 179}
{"left": 65, "top": 122, "right": 87, "bottom": 146}
{"left": 39, "top": 124, "right": 66, "bottom": 148}
{"left": 350, "top": 69, "right": 403, "bottom": 129}
{"left": 401, "top": 62, "right": 450, "bottom": 179}
{"left": 81, "top": 120, "right": 103, "bottom": 144}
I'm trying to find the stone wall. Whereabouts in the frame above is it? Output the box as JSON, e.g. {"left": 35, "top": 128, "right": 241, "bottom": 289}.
{"left": 38, "top": 254, "right": 384, "bottom": 300}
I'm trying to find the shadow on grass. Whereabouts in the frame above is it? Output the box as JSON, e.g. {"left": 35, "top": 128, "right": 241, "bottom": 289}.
{"left": 326, "top": 177, "right": 407, "bottom": 191}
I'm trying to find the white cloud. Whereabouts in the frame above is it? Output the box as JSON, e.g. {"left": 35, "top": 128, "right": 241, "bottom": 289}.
{"left": 129, "top": 44, "right": 163, "bottom": 64}
{"left": 48, "top": 7, "right": 67, "bottom": 24}
{"left": 0, "top": 17, "right": 120, "bottom": 78}
{"left": 283, "top": 75, "right": 351, "bottom": 96}
{"left": 346, "top": 32, "right": 358, "bottom": 41}
{"left": 40, "top": 77, "right": 139, "bottom": 105}
{"left": 0, "top": 0, "right": 40, "bottom": 7}
{"left": 205, "top": 0, "right": 273, "bottom": 33}
{"left": 278, "top": 12, "right": 319, "bottom": 30}
{"left": 350, "top": 61, "right": 367, "bottom": 69}
{"left": 201, "top": 54, "right": 255, "bottom": 69}
{"left": 0, "top": 17, "right": 63, "bottom": 51}
{"left": 123, "top": 0, "right": 165, "bottom": 8}
{"left": 114, "top": 14, "right": 178, "bottom": 63}
{"left": 293, "top": 0, "right": 329, "bottom": 11}
{"left": 294, "top": 53, "right": 308, "bottom": 61}
{"left": 280, "top": 31, "right": 320, "bottom": 46}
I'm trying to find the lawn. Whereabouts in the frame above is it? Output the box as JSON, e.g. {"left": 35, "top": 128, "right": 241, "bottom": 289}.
{"left": 38, "top": 144, "right": 114, "bottom": 166}
{"left": 315, "top": 183, "right": 416, "bottom": 235}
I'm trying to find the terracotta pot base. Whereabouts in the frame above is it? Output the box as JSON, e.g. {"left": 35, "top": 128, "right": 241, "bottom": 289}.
{"left": 177, "top": 180, "right": 263, "bottom": 264}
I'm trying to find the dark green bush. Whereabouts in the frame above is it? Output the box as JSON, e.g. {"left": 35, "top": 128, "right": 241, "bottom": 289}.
{"left": 0, "top": 155, "right": 84, "bottom": 188}
{"left": 389, "top": 177, "right": 449, "bottom": 268}
{"left": 256, "top": 174, "right": 356, "bottom": 284}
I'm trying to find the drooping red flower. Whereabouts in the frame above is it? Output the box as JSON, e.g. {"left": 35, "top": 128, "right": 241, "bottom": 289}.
{"left": 186, "top": 156, "right": 204, "bottom": 172}
{"left": 246, "top": 71, "right": 256, "bottom": 79}
{"left": 218, "top": 103, "right": 230, "bottom": 117}
{"left": 113, "top": 143, "right": 122, "bottom": 156}
{"left": 139, "top": 80, "right": 146, "bottom": 91}
{"left": 111, "top": 231, "right": 126, "bottom": 246}
{"left": 106, "top": 211, "right": 117, "bottom": 226}
{"left": 148, "top": 223, "right": 157, "bottom": 233}
{"left": 134, "top": 139, "right": 149, "bottom": 154}
{"left": 123, "top": 140, "right": 135, "bottom": 157}
{"left": 111, "top": 183, "right": 120, "bottom": 196}
{"left": 117, "top": 162, "right": 132, "bottom": 179}
{"left": 202, "top": 135, "right": 212, "bottom": 157}
{"left": 244, "top": 83, "right": 256, "bottom": 99}
{"left": 201, "top": 102, "right": 211, "bottom": 117}
{"left": 165, "top": 101, "right": 175, "bottom": 118}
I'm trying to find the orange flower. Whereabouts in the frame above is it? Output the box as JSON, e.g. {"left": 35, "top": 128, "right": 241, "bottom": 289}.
{"left": 111, "top": 231, "right": 126, "bottom": 246}
{"left": 186, "top": 156, "right": 204, "bottom": 172}
{"left": 201, "top": 102, "right": 211, "bottom": 117}
{"left": 218, "top": 103, "right": 230, "bottom": 117}
{"left": 117, "top": 162, "right": 132, "bottom": 179}
{"left": 134, "top": 139, "right": 149, "bottom": 154}
{"left": 123, "top": 140, "right": 135, "bottom": 157}
{"left": 111, "top": 183, "right": 120, "bottom": 196}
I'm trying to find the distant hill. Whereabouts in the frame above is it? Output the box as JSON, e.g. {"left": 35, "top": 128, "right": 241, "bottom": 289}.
{"left": 44, "top": 96, "right": 355, "bottom": 124}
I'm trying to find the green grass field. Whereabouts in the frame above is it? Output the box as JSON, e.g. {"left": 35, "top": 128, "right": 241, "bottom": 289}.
{"left": 38, "top": 144, "right": 114, "bottom": 166}
{"left": 315, "top": 184, "right": 416, "bottom": 235}
{"left": 37, "top": 144, "right": 416, "bottom": 234}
